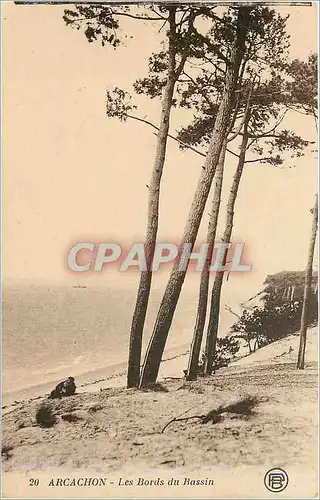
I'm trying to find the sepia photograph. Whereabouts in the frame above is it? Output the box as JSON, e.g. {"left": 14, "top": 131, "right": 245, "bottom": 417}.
{"left": 1, "top": 0, "right": 319, "bottom": 497}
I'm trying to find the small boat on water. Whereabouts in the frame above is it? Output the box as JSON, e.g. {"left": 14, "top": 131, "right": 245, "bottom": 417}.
{"left": 72, "top": 281, "right": 87, "bottom": 289}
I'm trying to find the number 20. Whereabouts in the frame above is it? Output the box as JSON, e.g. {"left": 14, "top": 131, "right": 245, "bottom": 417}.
{"left": 29, "top": 478, "right": 39, "bottom": 486}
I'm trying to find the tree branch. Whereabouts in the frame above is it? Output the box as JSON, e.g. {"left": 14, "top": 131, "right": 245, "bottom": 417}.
{"left": 226, "top": 148, "right": 240, "bottom": 159}
{"left": 285, "top": 104, "right": 315, "bottom": 116}
{"left": 174, "top": 10, "right": 197, "bottom": 78}
{"left": 225, "top": 304, "right": 241, "bottom": 320}
{"left": 162, "top": 415, "right": 204, "bottom": 433}
{"left": 149, "top": 6, "right": 168, "bottom": 20}
{"left": 225, "top": 59, "right": 248, "bottom": 140}
{"left": 125, "top": 113, "right": 206, "bottom": 158}
{"left": 182, "top": 70, "right": 216, "bottom": 110}
{"left": 67, "top": 11, "right": 165, "bottom": 24}
{"left": 191, "top": 26, "right": 229, "bottom": 65}
{"left": 228, "top": 77, "right": 255, "bottom": 142}
{"left": 198, "top": 7, "right": 231, "bottom": 26}
{"left": 200, "top": 55, "right": 226, "bottom": 75}
{"left": 111, "top": 11, "right": 165, "bottom": 21}
{"left": 248, "top": 109, "right": 288, "bottom": 139}
{"left": 244, "top": 157, "right": 276, "bottom": 164}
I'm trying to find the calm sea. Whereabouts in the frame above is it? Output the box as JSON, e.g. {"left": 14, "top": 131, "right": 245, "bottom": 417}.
{"left": 2, "top": 281, "right": 232, "bottom": 403}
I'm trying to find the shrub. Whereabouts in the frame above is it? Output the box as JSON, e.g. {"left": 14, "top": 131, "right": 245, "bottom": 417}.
{"left": 197, "top": 335, "right": 240, "bottom": 375}
{"left": 36, "top": 405, "right": 57, "bottom": 428}
{"left": 231, "top": 292, "right": 318, "bottom": 354}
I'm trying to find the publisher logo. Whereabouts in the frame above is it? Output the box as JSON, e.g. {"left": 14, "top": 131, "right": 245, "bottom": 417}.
{"left": 264, "top": 468, "right": 289, "bottom": 492}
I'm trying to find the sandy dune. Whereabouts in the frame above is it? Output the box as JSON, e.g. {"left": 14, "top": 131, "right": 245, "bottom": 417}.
{"left": 2, "top": 327, "right": 318, "bottom": 498}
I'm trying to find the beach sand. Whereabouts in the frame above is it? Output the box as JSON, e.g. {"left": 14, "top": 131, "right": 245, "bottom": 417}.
{"left": 2, "top": 326, "right": 318, "bottom": 498}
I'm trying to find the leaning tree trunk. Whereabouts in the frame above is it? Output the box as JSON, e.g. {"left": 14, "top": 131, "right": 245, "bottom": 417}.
{"left": 127, "top": 8, "right": 177, "bottom": 388}
{"left": 186, "top": 139, "right": 227, "bottom": 381}
{"left": 139, "top": 7, "right": 249, "bottom": 388}
{"left": 127, "top": 8, "right": 197, "bottom": 388}
{"left": 297, "top": 193, "right": 318, "bottom": 370}
{"left": 204, "top": 113, "right": 250, "bottom": 376}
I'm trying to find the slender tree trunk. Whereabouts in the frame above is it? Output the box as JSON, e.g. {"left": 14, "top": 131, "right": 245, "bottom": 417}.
{"left": 204, "top": 113, "right": 250, "bottom": 376}
{"left": 127, "top": 8, "right": 197, "bottom": 388}
{"left": 290, "top": 285, "right": 295, "bottom": 302}
{"left": 127, "top": 8, "right": 177, "bottom": 388}
{"left": 186, "top": 139, "right": 227, "bottom": 381}
{"left": 297, "top": 193, "right": 318, "bottom": 370}
{"left": 139, "top": 7, "right": 249, "bottom": 388}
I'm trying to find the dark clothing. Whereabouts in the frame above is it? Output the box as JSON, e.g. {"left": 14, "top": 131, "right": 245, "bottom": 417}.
{"left": 48, "top": 377, "right": 76, "bottom": 399}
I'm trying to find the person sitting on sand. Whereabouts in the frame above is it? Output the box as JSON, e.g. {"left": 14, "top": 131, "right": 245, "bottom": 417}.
{"left": 48, "top": 377, "right": 76, "bottom": 399}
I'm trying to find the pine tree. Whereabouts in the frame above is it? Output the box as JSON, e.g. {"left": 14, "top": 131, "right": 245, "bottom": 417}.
{"left": 174, "top": 10, "right": 311, "bottom": 378}
{"left": 139, "top": 6, "right": 250, "bottom": 387}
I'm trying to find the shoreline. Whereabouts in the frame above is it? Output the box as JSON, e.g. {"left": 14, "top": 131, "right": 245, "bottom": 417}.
{"left": 3, "top": 327, "right": 317, "bottom": 412}
{"left": 2, "top": 327, "right": 318, "bottom": 498}
{"left": 2, "top": 343, "right": 191, "bottom": 410}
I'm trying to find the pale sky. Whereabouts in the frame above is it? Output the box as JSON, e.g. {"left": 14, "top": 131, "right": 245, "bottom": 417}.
{"left": 2, "top": 2, "right": 318, "bottom": 301}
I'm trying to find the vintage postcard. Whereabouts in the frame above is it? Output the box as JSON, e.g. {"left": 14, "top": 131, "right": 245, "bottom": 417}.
{"left": 1, "top": 0, "right": 318, "bottom": 498}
